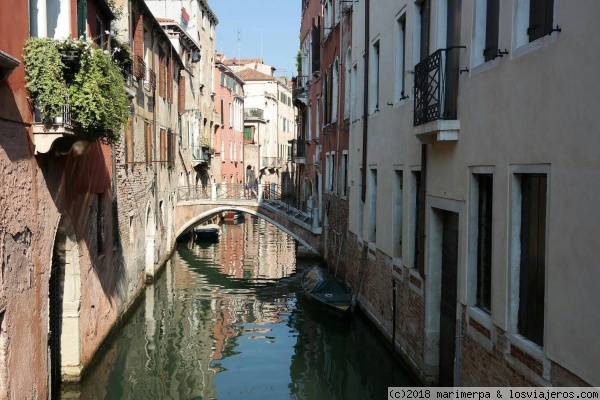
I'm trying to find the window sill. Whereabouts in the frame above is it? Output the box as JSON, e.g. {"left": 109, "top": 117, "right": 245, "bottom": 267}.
{"left": 467, "top": 307, "right": 494, "bottom": 352}
{"left": 367, "top": 241, "right": 377, "bottom": 261}
{"left": 392, "top": 257, "right": 404, "bottom": 281}
{"left": 408, "top": 268, "right": 423, "bottom": 296}
{"left": 393, "top": 98, "right": 408, "bottom": 109}
{"left": 470, "top": 57, "right": 501, "bottom": 77}
{"left": 507, "top": 333, "right": 551, "bottom": 384}
{"left": 512, "top": 33, "right": 558, "bottom": 60}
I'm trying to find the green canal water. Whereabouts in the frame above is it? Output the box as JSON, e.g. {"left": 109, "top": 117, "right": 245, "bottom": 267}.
{"left": 74, "top": 216, "right": 416, "bottom": 399}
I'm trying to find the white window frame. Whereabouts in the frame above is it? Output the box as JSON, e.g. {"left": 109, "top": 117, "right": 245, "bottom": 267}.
{"left": 395, "top": 12, "right": 407, "bottom": 104}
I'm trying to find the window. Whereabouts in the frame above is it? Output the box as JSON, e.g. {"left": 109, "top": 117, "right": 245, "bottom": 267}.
{"left": 370, "top": 41, "right": 380, "bottom": 113}
{"left": 221, "top": 139, "right": 225, "bottom": 160}
{"left": 344, "top": 48, "right": 351, "bottom": 118}
{"left": 393, "top": 170, "right": 404, "bottom": 258}
{"left": 220, "top": 100, "right": 224, "bottom": 125}
{"left": 323, "top": 72, "right": 329, "bottom": 124}
{"left": 475, "top": 174, "right": 493, "bottom": 313}
{"left": 77, "top": 0, "right": 87, "bottom": 38}
{"left": 395, "top": 15, "right": 407, "bottom": 101}
{"left": 514, "top": 0, "right": 555, "bottom": 49}
{"left": 369, "top": 169, "right": 377, "bottom": 242}
{"left": 159, "top": 49, "right": 166, "bottom": 98}
{"left": 517, "top": 173, "right": 547, "bottom": 346}
{"left": 484, "top": 0, "right": 500, "bottom": 62}
{"left": 244, "top": 126, "right": 253, "bottom": 142}
{"left": 332, "top": 59, "right": 339, "bottom": 123}
{"left": 351, "top": 63, "right": 357, "bottom": 121}
{"left": 527, "top": 0, "right": 554, "bottom": 42}
{"left": 412, "top": 170, "right": 423, "bottom": 270}
{"left": 342, "top": 151, "right": 348, "bottom": 197}
{"left": 330, "top": 152, "right": 335, "bottom": 192}
{"left": 316, "top": 98, "right": 320, "bottom": 140}
{"left": 415, "top": 0, "right": 431, "bottom": 63}
{"left": 95, "top": 16, "right": 103, "bottom": 47}
{"left": 160, "top": 128, "right": 166, "bottom": 163}
{"left": 144, "top": 122, "right": 152, "bottom": 164}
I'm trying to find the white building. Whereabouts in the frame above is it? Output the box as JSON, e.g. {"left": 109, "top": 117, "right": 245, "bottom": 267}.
{"left": 347, "top": 0, "right": 600, "bottom": 387}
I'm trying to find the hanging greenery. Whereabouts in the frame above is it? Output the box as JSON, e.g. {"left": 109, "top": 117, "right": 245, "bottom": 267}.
{"left": 24, "top": 37, "right": 129, "bottom": 144}
{"left": 23, "top": 38, "right": 67, "bottom": 120}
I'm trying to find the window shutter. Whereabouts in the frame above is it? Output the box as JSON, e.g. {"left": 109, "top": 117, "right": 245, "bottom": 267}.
{"left": 528, "top": 0, "right": 553, "bottom": 41}
{"left": 484, "top": 0, "right": 500, "bottom": 62}
{"left": 133, "top": 10, "right": 143, "bottom": 59}
{"left": 178, "top": 75, "right": 185, "bottom": 114}
{"left": 167, "top": 58, "right": 173, "bottom": 104}
{"left": 311, "top": 23, "right": 321, "bottom": 73}
{"left": 420, "top": 0, "right": 431, "bottom": 61}
{"left": 159, "top": 49, "right": 166, "bottom": 98}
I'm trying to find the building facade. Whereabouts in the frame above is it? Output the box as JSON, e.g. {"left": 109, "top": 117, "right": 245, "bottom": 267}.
{"left": 213, "top": 59, "right": 245, "bottom": 188}
{"left": 225, "top": 58, "right": 296, "bottom": 193}
{"left": 345, "top": 0, "right": 600, "bottom": 387}
{"left": 145, "top": 0, "right": 219, "bottom": 188}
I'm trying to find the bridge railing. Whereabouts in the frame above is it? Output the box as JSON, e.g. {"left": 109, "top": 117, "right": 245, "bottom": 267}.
{"left": 177, "top": 184, "right": 319, "bottom": 228}
{"left": 178, "top": 184, "right": 252, "bottom": 201}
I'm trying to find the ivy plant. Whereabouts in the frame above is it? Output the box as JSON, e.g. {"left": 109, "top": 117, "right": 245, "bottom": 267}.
{"left": 24, "top": 37, "right": 129, "bottom": 144}
{"left": 24, "top": 38, "right": 67, "bottom": 120}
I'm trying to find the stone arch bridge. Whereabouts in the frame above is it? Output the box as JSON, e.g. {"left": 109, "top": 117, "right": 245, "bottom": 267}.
{"left": 175, "top": 185, "right": 323, "bottom": 255}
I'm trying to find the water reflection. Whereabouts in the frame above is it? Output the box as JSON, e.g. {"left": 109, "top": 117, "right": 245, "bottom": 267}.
{"left": 75, "top": 216, "right": 415, "bottom": 400}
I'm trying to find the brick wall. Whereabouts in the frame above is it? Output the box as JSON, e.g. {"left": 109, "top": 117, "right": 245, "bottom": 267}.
{"left": 345, "top": 231, "right": 429, "bottom": 382}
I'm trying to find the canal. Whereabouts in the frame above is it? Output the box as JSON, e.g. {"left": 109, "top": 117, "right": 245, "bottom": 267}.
{"left": 73, "top": 216, "right": 416, "bottom": 399}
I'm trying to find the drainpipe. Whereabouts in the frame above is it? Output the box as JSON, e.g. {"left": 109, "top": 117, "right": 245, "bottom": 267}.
{"left": 361, "top": 0, "right": 370, "bottom": 203}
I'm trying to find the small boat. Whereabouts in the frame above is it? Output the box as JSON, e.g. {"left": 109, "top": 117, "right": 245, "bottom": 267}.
{"left": 301, "top": 267, "right": 352, "bottom": 318}
{"left": 193, "top": 224, "right": 220, "bottom": 242}
{"left": 222, "top": 210, "right": 244, "bottom": 221}
{"left": 176, "top": 230, "right": 194, "bottom": 243}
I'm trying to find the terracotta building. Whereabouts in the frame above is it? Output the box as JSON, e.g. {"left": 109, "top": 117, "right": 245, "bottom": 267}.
{"left": 213, "top": 58, "right": 245, "bottom": 188}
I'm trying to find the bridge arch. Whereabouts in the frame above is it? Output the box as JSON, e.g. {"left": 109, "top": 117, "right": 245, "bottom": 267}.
{"left": 176, "top": 206, "right": 318, "bottom": 254}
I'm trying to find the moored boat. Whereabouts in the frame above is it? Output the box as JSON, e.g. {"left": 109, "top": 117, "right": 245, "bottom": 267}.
{"left": 193, "top": 224, "right": 220, "bottom": 242}
{"left": 301, "top": 267, "right": 352, "bottom": 318}
{"left": 222, "top": 210, "right": 244, "bottom": 221}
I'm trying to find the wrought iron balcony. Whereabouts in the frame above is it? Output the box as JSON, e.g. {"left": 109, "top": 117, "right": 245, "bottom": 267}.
{"left": 290, "top": 139, "right": 306, "bottom": 164}
{"left": 134, "top": 55, "right": 146, "bottom": 79}
{"left": 413, "top": 49, "right": 460, "bottom": 141}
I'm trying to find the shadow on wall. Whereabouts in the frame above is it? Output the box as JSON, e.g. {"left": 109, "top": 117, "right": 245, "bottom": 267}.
{"left": 37, "top": 141, "right": 126, "bottom": 306}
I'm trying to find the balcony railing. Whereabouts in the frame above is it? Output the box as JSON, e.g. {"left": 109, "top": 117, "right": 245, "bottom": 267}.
{"left": 290, "top": 139, "right": 306, "bottom": 162}
{"left": 191, "top": 146, "right": 211, "bottom": 162}
{"left": 33, "top": 103, "right": 73, "bottom": 128}
{"left": 144, "top": 68, "right": 156, "bottom": 91}
{"left": 261, "top": 157, "right": 282, "bottom": 169}
{"left": 244, "top": 108, "right": 264, "bottom": 119}
{"left": 414, "top": 49, "right": 446, "bottom": 126}
{"left": 134, "top": 55, "right": 146, "bottom": 79}
{"left": 414, "top": 47, "right": 463, "bottom": 127}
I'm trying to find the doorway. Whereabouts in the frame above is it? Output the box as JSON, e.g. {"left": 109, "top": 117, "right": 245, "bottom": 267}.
{"left": 438, "top": 210, "right": 458, "bottom": 386}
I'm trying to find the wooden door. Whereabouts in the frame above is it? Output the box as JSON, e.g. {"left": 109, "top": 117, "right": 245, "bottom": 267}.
{"left": 439, "top": 211, "right": 459, "bottom": 386}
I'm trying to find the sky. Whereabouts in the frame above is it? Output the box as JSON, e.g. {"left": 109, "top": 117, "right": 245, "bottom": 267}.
{"left": 209, "top": 0, "right": 300, "bottom": 78}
